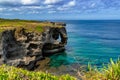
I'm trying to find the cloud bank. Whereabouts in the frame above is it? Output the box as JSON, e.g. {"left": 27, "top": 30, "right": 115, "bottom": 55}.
{"left": 0, "top": 0, "right": 120, "bottom": 19}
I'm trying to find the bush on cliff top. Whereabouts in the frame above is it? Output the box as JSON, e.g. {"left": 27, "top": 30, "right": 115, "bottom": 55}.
{"left": 0, "top": 65, "right": 76, "bottom": 80}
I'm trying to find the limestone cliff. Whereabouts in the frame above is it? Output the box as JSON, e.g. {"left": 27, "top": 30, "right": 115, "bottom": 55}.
{"left": 0, "top": 21, "right": 67, "bottom": 70}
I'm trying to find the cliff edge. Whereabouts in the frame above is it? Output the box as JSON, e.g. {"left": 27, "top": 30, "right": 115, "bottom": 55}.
{"left": 0, "top": 19, "right": 67, "bottom": 70}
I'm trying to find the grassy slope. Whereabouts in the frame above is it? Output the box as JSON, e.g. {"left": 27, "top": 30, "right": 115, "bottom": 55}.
{"left": 81, "top": 59, "right": 120, "bottom": 80}
{"left": 1, "top": 59, "right": 119, "bottom": 80}
{"left": 0, "top": 65, "right": 76, "bottom": 80}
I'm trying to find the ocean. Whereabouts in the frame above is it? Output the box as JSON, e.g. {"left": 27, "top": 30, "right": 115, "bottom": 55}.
{"left": 49, "top": 20, "right": 120, "bottom": 68}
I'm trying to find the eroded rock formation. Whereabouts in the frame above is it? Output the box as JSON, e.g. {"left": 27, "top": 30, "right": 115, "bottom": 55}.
{"left": 0, "top": 23, "right": 67, "bottom": 70}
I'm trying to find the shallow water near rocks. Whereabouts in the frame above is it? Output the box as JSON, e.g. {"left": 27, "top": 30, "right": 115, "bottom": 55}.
{"left": 49, "top": 20, "right": 120, "bottom": 69}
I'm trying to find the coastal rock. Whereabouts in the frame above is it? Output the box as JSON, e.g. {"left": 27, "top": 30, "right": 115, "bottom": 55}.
{"left": 0, "top": 22, "right": 67, "bottom": 70}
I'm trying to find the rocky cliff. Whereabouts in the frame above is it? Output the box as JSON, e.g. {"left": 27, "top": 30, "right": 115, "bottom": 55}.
{"left": 0, "top": 21, "right": 67, "bottom": 70}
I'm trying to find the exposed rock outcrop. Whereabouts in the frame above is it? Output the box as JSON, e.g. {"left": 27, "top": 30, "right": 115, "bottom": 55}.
{"left": 0, "top": 22, "right": 67, "bottom": 70}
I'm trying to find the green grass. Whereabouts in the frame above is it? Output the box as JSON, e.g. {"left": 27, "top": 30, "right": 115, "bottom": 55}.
{"left": 0, "top": 65, "right": 76, "bottom": 80}
{"left": 35, "top": 25, "right": 44, "bottom": 32}
{"left": 0, "top": 18, "right": 64, "bottom": 32}
{"left": 83, "top": 59, "right": 120, "bottom": 80}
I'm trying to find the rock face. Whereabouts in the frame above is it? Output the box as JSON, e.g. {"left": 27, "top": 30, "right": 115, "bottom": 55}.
{"left": 0, "top": 23, "right": 67, "bottom": 70}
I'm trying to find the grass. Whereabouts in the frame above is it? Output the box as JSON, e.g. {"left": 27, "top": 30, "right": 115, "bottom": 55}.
{"left": 82, "top": 59, "right": 120, "bottom": 80}
{"left": 35, "top": 25, "right": 44, "bottom": 32}
{"left": 0, "top": 64, "right": 76, "bottom": 80}
{"left": 0, "top": 18, "right": 64, "bottom": 32}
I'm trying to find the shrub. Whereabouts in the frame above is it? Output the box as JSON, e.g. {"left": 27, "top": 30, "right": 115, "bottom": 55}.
{"left": 83, "top": 59, "right": 120, "bottom": 80}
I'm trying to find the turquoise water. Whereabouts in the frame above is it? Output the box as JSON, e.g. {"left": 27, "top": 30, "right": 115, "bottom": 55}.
{"left": 50, "top": 20, "right": 120, "bottom": 68}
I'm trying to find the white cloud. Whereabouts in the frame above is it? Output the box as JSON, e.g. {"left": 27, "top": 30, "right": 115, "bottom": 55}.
{"left": 57, "top": 0, "right": 76, "bottom": 10}
{"left": 28, "top": 11, "right": 40, "bottom": 14}
{"left": 0, "top": 8, "right": 3, "bottom": 11}
{"left": 48, "top": 10, "right": 56, "bottom": 13}
{"left": 47, "top": 5, "right": 53, "bottom": 8}
{"left": 0, "top": 0, "right": 16, "bottom": 3}
{"left": 0, "top": 0, "right": 19, "bottom": 5}
{"left": 0, "top": 7, "right": 6, "bottom": 12}
{"left": 21, "top": 5, "right": 53, "bottom": 9}
{"left": 23, "top": 6, "right": 43, "bottom": 9}
{"left": 90, "top": 3, "right": 96, "bottom": 8}
{"left": 44, "top": 0, "right": 61, "bottom": 4}
{"left": 64, "top": 0, "right": 76, "bottom": 7}
{"left": 0, "top": 0, "right": 38, "bottom": 5}
{"left": 9, "top": 8, "right": 21, "bottom": 11}
{"left": 21, "top": 0, "right": 38, "bottom": 5}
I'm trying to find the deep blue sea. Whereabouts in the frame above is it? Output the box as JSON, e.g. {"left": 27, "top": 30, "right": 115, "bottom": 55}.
{"left": 50, "top": 20, "right": 120, "bottom": 68}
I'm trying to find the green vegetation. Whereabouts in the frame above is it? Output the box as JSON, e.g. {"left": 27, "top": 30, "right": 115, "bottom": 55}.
{"left": 0, "top": 18, "right": 63, "bottom": 32}
{"left": 35, "top": 25, "right": 44, "bottom": 32}
{"left": 82, "top": 59, "right": 120, "bottom": 80}
{"left": 0, "top": 65, "right": 76, "bottom": 80}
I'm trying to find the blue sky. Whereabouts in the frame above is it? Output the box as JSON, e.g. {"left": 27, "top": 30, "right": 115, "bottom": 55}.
{"left": 0, "top": 0, "right": 120, "bottom": 20}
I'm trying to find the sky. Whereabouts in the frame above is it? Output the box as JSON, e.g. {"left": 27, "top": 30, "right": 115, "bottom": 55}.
{"left": 0, "top": 0, "right": 120, "bottom": 20}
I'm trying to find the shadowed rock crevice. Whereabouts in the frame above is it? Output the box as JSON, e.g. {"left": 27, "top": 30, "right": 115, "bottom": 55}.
{"left": 0, "top": 23, "right": 68, "bottom": 70}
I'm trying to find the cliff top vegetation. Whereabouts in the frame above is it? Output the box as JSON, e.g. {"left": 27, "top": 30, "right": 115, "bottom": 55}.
{"left": 0, "top": 64, "right": 76, "bottom": 80}
{"left": 0, "top": 18, "right": 65, "bottom": 32}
